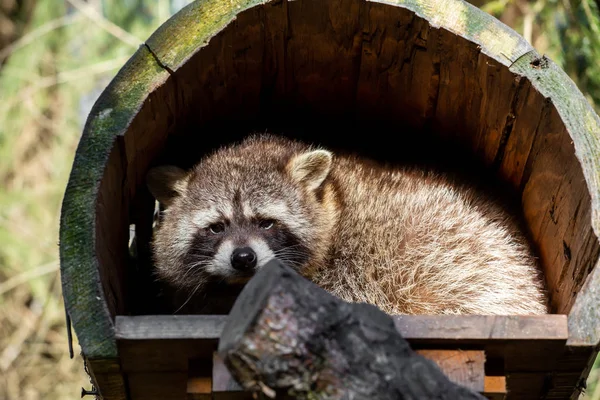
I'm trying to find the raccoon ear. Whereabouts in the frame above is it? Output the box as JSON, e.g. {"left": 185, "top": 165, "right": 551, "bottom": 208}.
{"left": 287, "top": 149, "right": 333, "bottom": 191}
{"left": 146, "top": 166, "right": 189, "bottom": 207}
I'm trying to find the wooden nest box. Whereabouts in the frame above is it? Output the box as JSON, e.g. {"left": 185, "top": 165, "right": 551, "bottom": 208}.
{"left": 59, "top": 0, "right": 600, "bottom": 399}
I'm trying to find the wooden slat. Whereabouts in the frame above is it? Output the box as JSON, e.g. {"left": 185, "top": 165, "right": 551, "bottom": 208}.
{"left": 417, "top": 350, "right": 485, "bottom": 392}
{"left": 483, "top": 376, "right": 507, "bottom": 400}
{"left": 117, "top": 340, "right": 216, "bottom": 372}
{"left": 116, "top": 314, "right": 568, "bottom": 341}
{"left": 393, "top": 314, "right": 568, "bottom": 341}
{"left": 87, "top": 358, "right": 128, "bottom": 400}
{"left": 116, "top": 314, "right": 569, "bottom": 374}
{"left": 568, "top": 258, "right": 600, "bottom": 347}
{"left": 115, "top": 315, "right": 226, "bottom": 340}
{"left": 128, "top": 372, "right": 187, "bottom": 400}
{"left": 187, "top": 376, "right": 211, "bottom": 400}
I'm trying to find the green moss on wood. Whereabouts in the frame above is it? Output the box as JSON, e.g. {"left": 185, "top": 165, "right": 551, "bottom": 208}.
{"left": 60, "top": 46, "right": 169, "bottom": 359}
{"left": 145, "top": 0, "right": 266, "bottom": 70}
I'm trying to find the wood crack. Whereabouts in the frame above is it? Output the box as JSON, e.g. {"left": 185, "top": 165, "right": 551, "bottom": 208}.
{"left": 351, "top": 0, "right": 368, "bottom": 114}
{"left": 519, "top": 98, "right": 552, "bottom": 193}
{"left": 492, "top": 76, "right": 526, "bottom": 170}
{"left": 424, "top": 33, "right": 441, "bottom": 124}
{"left": 144, "top": 43, "right": 174, "bottom": 75}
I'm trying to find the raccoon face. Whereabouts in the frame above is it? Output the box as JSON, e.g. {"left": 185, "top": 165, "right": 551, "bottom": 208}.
{"left": 146, "top": 139, "right": 334, "bottom": 291}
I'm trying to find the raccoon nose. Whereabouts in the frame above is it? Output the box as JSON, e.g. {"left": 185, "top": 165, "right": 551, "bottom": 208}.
{"left": 231, "top": 247, "right": 257, "bottom": 271}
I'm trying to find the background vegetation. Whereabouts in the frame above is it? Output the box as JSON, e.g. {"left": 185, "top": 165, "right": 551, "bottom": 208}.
{"left": 0, "top": 0, "right": 598, "bottom": 398}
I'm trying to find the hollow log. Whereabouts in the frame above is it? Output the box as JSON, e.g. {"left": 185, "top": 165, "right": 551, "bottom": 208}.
{"left": 218, "top": 260, "right": 487, "bottom": 400}
{"left": 58, "top": 0, "right": 600, "bottom": 398}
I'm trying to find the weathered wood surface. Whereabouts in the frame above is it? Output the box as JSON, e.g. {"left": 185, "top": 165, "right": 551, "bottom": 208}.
{"left": 59, "top": 0, "right": 600, "bottom": 398}
{"left": 483, "top": 377, "right": 507, "bottom": 400}
{"left": 115, "top": 314, "right": 568, "bottom": 342}
{"left": 85, "top": 358, "right": 128, "bottom": 400}
{"left": 218, "top": 260, "right": 487, "bottom": 399}
{"left": 114, "top": 313, "right": 569, "bottom": 399}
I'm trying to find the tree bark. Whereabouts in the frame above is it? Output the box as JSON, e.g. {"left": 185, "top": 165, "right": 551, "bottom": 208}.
{"left": 218, "top": 260, "right": 487, "bottom": 400}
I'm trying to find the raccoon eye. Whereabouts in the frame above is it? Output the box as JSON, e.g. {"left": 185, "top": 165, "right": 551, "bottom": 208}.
{"left": 208, "top": 223, "right": 225, "bottom": 234}
{"left": 259, "top": 219, "right": 275, "bottom": 230}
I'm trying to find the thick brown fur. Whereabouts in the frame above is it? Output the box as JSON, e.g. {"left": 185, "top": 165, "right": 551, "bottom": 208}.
{"left": 147, "top": 134, "right": 549, "bottom": 315}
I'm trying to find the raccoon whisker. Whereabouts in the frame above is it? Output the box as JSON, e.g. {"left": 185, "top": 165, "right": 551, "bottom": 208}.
{"left": 180, "top": 259, "right": 211, "bottom": 281}
{"left": 174, "top": 279, "right": 205, "bottom": 314}
{"left": 179, "top": 266, "right": 200, "bottom": 282}
{"left": 273, "top": 248, "right": 305, "bottom": 255}
{"left": 189, "top": 243, "right": 216, "bottom": 249}
{"left": 185, "top": 256, "right": 212, "bottom": 264}
{"left": 271, "top": 256, "right": 303, "bottom": 268}
{"left": 272, "top": 250, "right": 301, "bottom": 258}
{"left": 273, "top": 255, "right": 305, "bottom": 263}
{"left": 272, "top": 251, "right": 306, "bottom": 260}
{"left": 187, "top": 248, "right": 215, "bottom": 255}
{"left": 273, "top": 244, "right": 305, "bottom": 252}
{"left": 272, "top": 252, "right": 300, "bottom": 261}
{"left": 272, "top": 249, "right": 306, "bottom": 260}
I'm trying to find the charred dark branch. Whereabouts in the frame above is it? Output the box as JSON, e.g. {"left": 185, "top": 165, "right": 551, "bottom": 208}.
{"left": 218, "top": 260, "right": 487, "bottom": 400}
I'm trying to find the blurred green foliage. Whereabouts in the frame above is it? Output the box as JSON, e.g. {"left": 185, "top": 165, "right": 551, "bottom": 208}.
{"left": 481, "top": 0, "right": 600, "bottom": 112}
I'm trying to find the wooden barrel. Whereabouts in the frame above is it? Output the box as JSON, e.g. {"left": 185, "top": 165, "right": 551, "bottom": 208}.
{"left": 59, "top": 0, "right": 600, "bottom": 399}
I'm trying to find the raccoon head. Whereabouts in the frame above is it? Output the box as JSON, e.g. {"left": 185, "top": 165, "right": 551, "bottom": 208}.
{"left": 146, "top": 136, "right": 337, "bottom": 292}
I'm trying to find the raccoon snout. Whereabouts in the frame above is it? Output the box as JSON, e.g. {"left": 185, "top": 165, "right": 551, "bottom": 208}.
{"left": 231, "top": 247, "right": 257, "bottom": 271}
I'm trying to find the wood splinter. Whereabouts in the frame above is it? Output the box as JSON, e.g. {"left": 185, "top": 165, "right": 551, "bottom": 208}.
{"left": 217, "top": 260, "right": 487, "bottom": 400}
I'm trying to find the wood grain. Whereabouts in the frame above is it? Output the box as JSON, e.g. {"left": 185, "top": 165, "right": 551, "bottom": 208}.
{"left": 115, "top": 314, "right": 568, "bottom": 342}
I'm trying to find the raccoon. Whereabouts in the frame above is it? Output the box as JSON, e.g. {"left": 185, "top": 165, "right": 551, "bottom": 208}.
{"left": 146, "top": 134, "right": 548, "bottom": 315}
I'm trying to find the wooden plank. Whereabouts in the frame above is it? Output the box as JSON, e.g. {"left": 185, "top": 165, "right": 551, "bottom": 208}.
{"left": 568, "top": 258, "right": 600, "bottom": 347}
{"left": 186, "top": 376, "right": 211, "bottom": 400}
{"left": 115, "top": 314, "right": 569, "bottom": 374}
{"left": 128, "top": 372, "right": 187, "bottom": 400}
{"left": 117, "top": 314, "right": 569, "bottom": 400}
{"left": 416, "top": 350, "right": 485, "bottom": 392}
{"left": 483, "top": 376, "right": 507, "bottom": 400}
{"left": 504, "top": 372, "right": 547, "bottom": 400}
{"left": 186, "top": 358, "right": 213, "bottom": 400}
{"left": 115, "top": 314, "right": 568, "bottom": 342}
{"left": 115, "top": 315, "right": 226, "bottom": 340}
{"left": 393, "top": 314, "right": 568, "bottom": 341}
{"left": 117, "top": 340, "right": 216, "bottom": 372}
{"left": 275, "top": 0, "right": 363, "bottom": 115}
{"left": 356, "top": 3, "right": 436, "bottom": 127}
{"left": 86, "top": 358, "right": 128, "bottom": 400}
{"left": 516, "top": 100, "right": 596, "bottom": 315}
{"left": 95, "top": 137, "right": 128, "bottom": 318}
